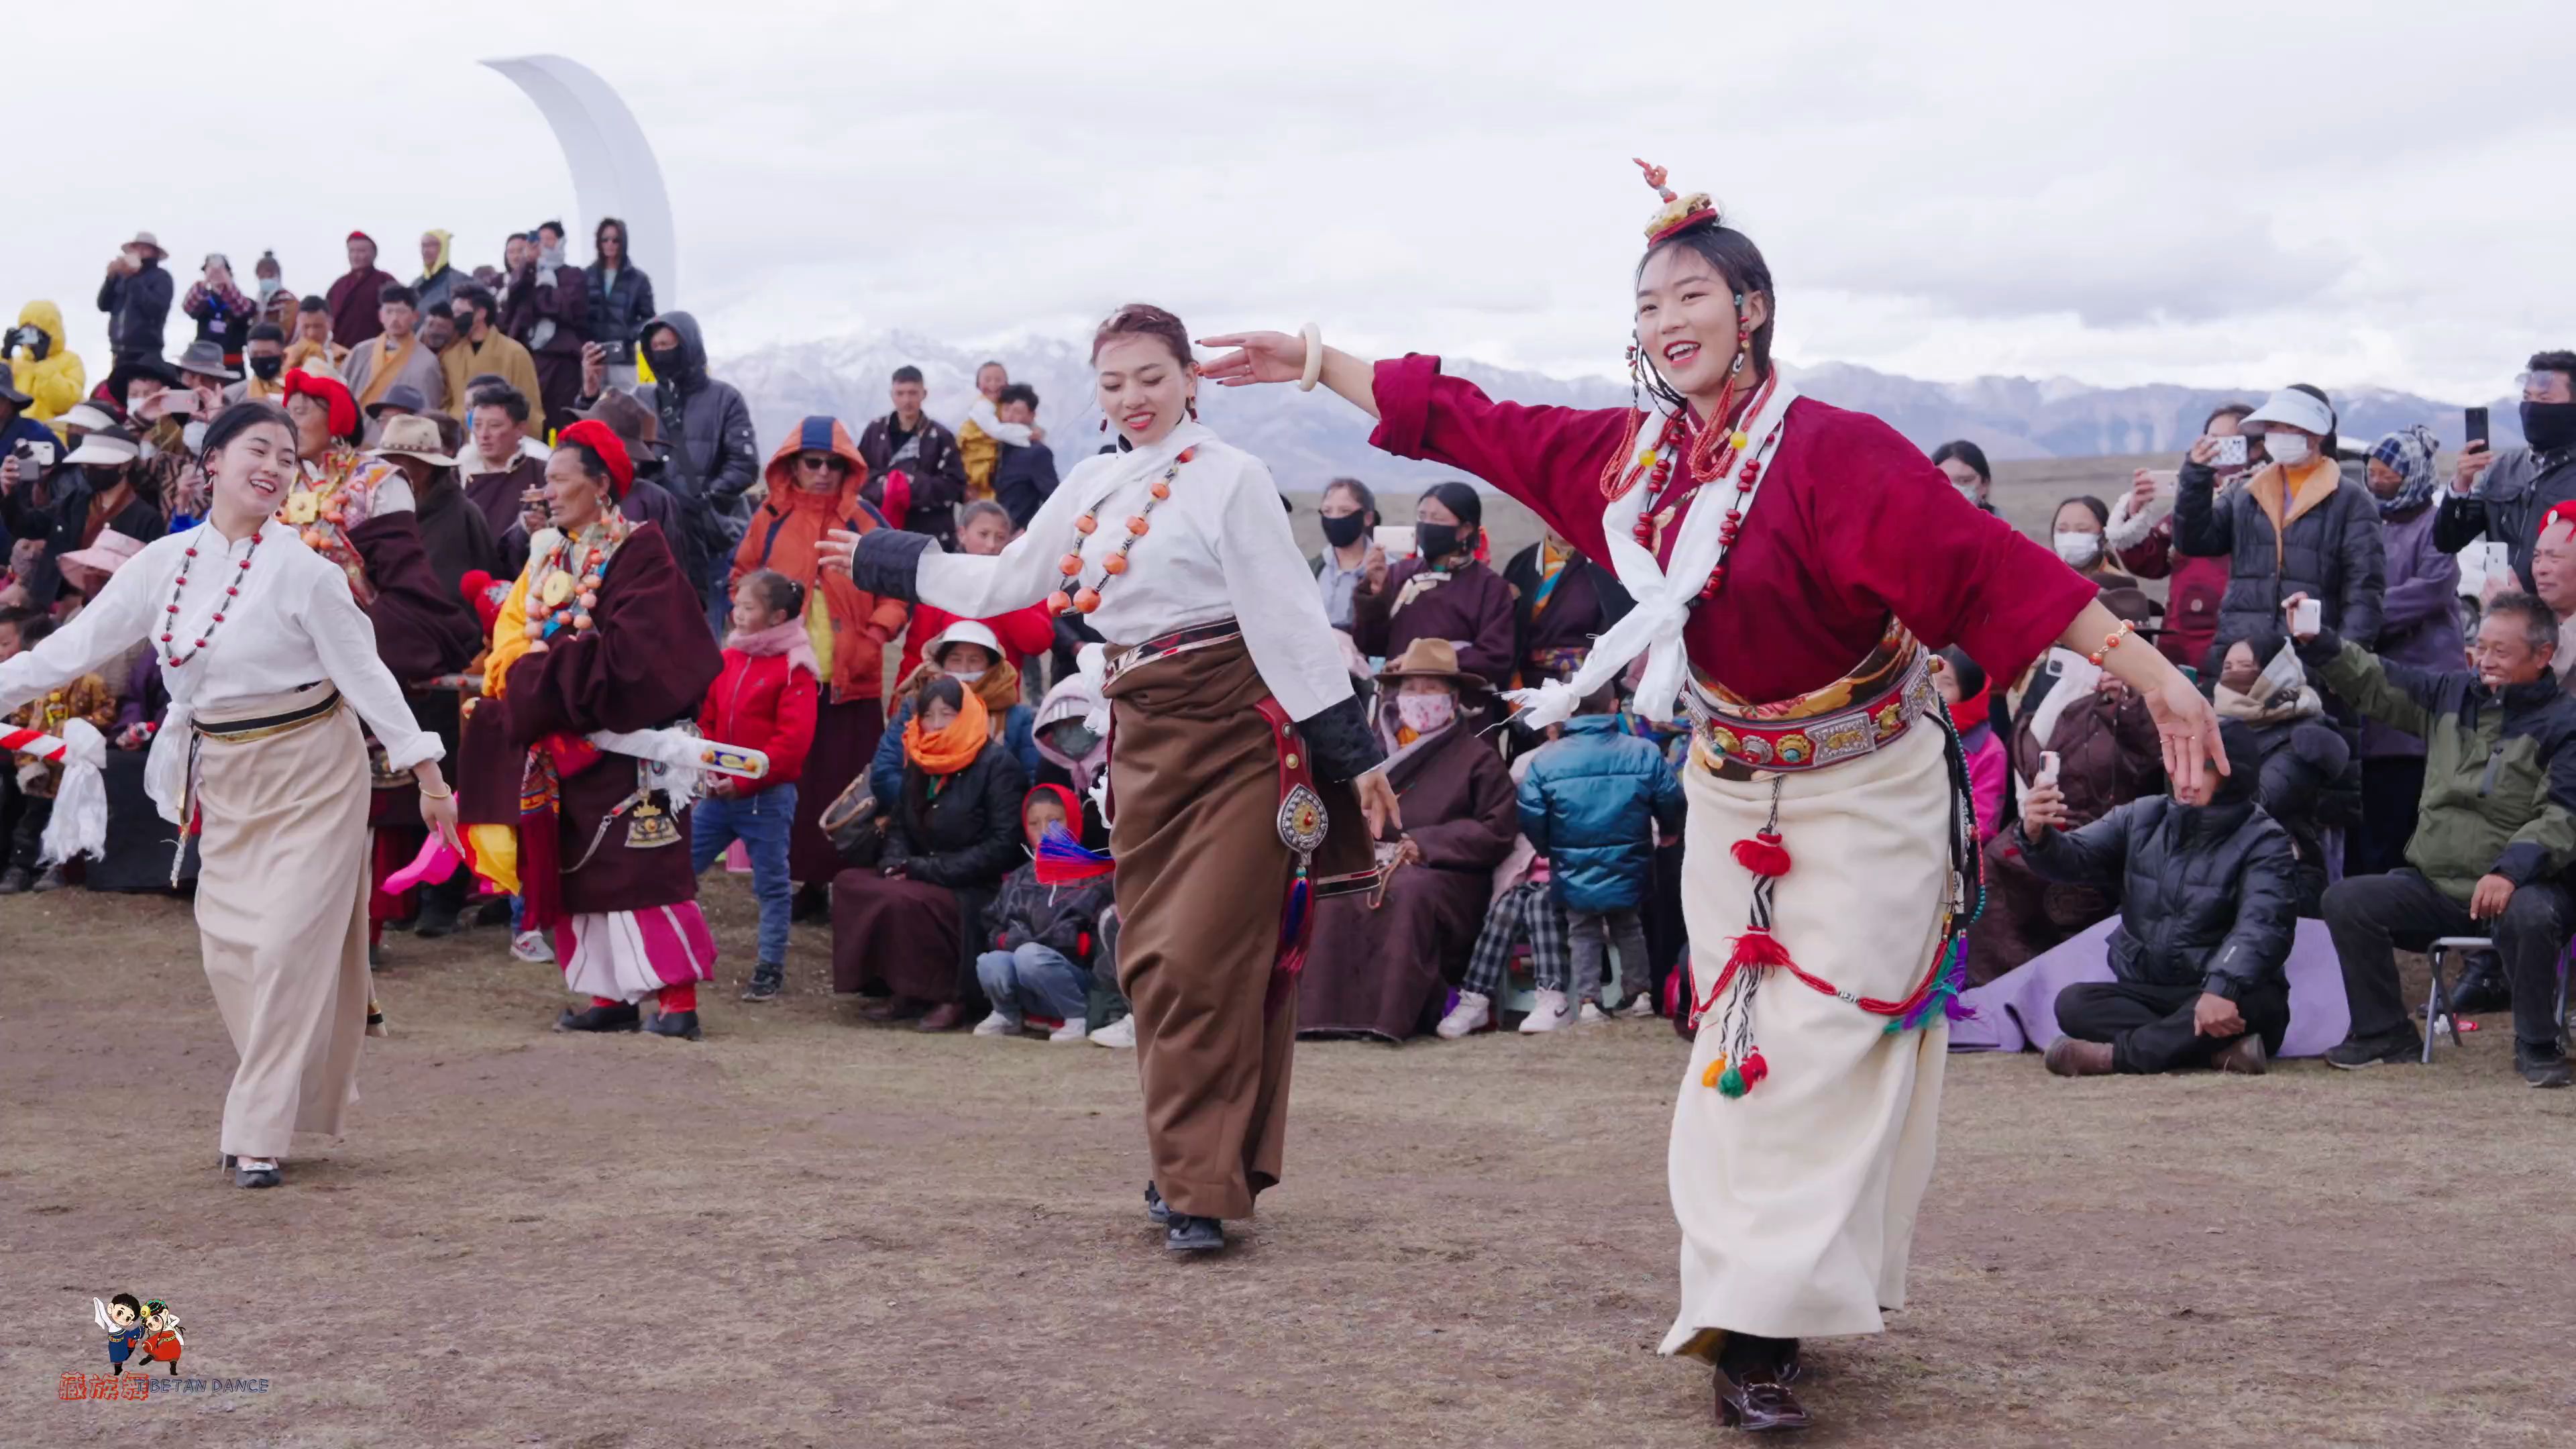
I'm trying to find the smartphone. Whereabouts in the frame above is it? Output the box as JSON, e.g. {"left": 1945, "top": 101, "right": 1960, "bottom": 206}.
{"left": 2465, "top": 406, "right": 2490, "bottom": 451}
{"left": 2036, "top": 751, "right": 2061, "bottom": 789}
{"left": 2292, "top": 598, "right": 2322, "bottom": 636}
{"left": 2212, "top": 435, "right": 2247, "bottom": 468}
{"left": 162, "top": 390, "right": 201, "bottom": 417}
{"left": 1373, "top": 523, "right": 1415, "bottom": 558}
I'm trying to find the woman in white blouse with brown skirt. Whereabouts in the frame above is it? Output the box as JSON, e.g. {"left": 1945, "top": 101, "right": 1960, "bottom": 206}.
{"left": 828, "top": 305, "right": 1397, "bottom": 1254}
{"left": 0, "top": 400, "right": 460, "bottom": 1189}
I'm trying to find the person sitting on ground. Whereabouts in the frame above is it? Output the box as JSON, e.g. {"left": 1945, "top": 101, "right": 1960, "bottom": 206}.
{"left": 1968, "top": 592, "right": 2165, "bottom": 983}
{"left": 2048, "top": 495, "right": 2139, "bottom": 590}
{"left": 871, "top": 617, "right": 1040, "bottom": 806}
{"left": 0, "top": 615, "right": 116, "bottom": 894}
{"left": 891, "top": 500, "right": 1057, "bottom": 682}
{"left": 1349, "top": 482, "right": 1517, "bottom": 693}
{"left": 1513, "top": 680, "right": 1684, "bottom": 1026}
{"left": 2021, "top": 718, "right": 2297, "bottom": 1077}
{"left": 1029, "top": 673, "right": 1108, "bottom": 845}
{"left": 1437, "top": 753, "right": 1573, "bottom": 1038}
{"left": 974, "top": 784, "right": 1113, "bottom": 1042}
{"left": 1935, "top": 647, "right": 2007, "bottom": 843}
{"left": 1297, "top": 639, "right": 1519, "bottom": 1040}
{"left": 988, "top": 382, "right": 1059, "bottom": 531}
{"left": 830, "top": 672, "right": 1028, "bottom": 1033}
{"left": 2296, "top": 589, "right": 2576, "bottom": 1087}
{"left": 2206, "top": 634, "right": 2355, "bottom": 916}
{"left": 2174, "top": 384, "right": 2386, "bottom": 654}
{"left": 693, "top": 569, "right": 819, "bottom": 1004}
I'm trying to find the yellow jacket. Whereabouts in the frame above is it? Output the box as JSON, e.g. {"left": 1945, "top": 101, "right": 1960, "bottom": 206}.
{"left": 7, "top": 301, "right": 87, "bottom": 431}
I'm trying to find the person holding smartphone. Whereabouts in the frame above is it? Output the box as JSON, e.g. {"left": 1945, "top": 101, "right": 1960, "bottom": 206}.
{"left": 2112, "top": 402, "right": 2257, "bottom": 672}
{"left": 2172, "top": 384, "right": 2386, "bottom": 657}
{"left": 2434, "top": 350, "right": 2576, "bottom": 594}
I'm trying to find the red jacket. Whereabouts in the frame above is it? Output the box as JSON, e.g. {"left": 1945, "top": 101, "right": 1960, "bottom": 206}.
{"left": 898, "top": 602, "right": 1059, "bottom": 683}
{"left": 697, "top": 649, "right": 819, "bottom": 789}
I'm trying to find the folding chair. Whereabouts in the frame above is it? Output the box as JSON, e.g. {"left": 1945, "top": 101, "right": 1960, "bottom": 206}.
{"left": 2422, "top": 936, "right": 2488, "bottom": 1063}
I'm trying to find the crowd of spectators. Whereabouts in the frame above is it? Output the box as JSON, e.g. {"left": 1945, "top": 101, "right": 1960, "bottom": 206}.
{"left": 5, "top": 223, "right": 2571, "bottom": 1085}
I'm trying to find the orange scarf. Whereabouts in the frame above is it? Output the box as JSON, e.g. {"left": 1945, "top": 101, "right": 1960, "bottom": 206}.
{"left": 904, "top": 687, "right": 990, "bottom": 776}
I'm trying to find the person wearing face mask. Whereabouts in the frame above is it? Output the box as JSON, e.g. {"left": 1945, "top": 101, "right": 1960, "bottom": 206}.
{"left": 441, "top": 287, "right": 544, "bottom": 435}
{"left": 2112, "top": 403, "right": 2255, "bottom": 672}
{"left": 1295, "top": 639, "right": 1520, "bottom": 1040}
{"left": 500, "top": 221, "right": 590, "bottom": 436}
{"left": 252, "top": 252, "right": 296, "bottom": 333}
{"left": 1929, "top": 439, "right": 1994, "bottom": 513}
{"left": 0, "top": 426, "right": 166, "bottom": 610}
{"left": 868, "top": 619, "right": 1039, "bottom": 810}
{"left": 596, "top": 312, "right": 756, "bottom": 631}
{"left": 2436, "top": 350, "right": 2576, "bottom": 592}
{"left": 2047, "top": 496, "right": 2137, "bottom": 590}
{"left": 2349, "top": 425, "right": 2465, "bottom": 875}
{"left": 225, "top": 325, "right": 290, "bottom": 404}
{"left": 1349, "top": 481, "right": 1517, "bottom": 692}
{"left": 1308, "top": 477, "right": 1380, "bottom": 631}
{"left": 2174, "top": 384, "right": 2385, "bottom": 658}
{"left": 2204, "top": 634, "right": 2355, "bottom": 916}
{"left": 1504, "top": 527, "right": 1636, "bottom": 690}
{"left": 730, "top": 416, "right": 910, "bottom": 920}
{"left": 181, "top": 255, "right": 256, "bottom": 372}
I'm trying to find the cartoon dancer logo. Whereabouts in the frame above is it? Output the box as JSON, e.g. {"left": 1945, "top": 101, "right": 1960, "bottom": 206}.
{"left": 140, "top": 1300, "right": 186, "bottom": 1375}
{"left": 92, "top": 1295, "right": 144, "bottom": 1375}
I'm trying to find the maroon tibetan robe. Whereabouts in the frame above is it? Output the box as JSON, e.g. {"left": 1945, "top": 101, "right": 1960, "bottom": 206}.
{"left": 1349, "top": 556, "right": 1518, "bottom": 694}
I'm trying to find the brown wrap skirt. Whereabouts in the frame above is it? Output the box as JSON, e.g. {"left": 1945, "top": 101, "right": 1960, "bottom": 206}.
{"left": 1102, "top": 635, "right": 1368, "bottom": 1221}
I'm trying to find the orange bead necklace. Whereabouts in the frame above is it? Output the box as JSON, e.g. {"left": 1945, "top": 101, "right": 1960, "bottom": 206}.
{"left": 1047, "top": 447, "right": 1195, "bottom": 616}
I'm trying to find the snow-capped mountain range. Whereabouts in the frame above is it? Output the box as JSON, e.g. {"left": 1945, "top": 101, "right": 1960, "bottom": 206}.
{"left": 717, "top": 331, "right": 2514, "bottom": 489}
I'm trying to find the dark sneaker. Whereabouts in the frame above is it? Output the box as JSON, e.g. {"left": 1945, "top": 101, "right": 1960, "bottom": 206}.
{"left": 645, "top": 1009, "right": 703, "bottom": 1041}
{"left": 740, "top": 963, "right": 784, "bottom": 1002}
{"left": 30, "top": 865, "right": 65, "bottom": 893}
{"left": 1144, "top": 1182, "right": 1171, "bottom": 1226}
{"left": 555, "top": 1002, "right": 643, "bottom": 1033}
{"left": 2515, "top": 1045, "right": 2572, "bottom": 1089}
{"left": 0, "top": 867, "right": 31, "bottom": 895}
{"left": 791, "top": 884, "right": 830, "bottom": 924}
{"left": 233, "top": 1161, "right": 283, "bottom": 1189}
{"left": 2325, "top": 1030, "right": 2420, "bottom": 1069}
{"left": 413, "top": 897, "right": 462, "bottom": 939}
{"left": 1165, "top": 1214, "right": 1225, "bottom": 1253}
{"left": 2445, "top": 971, "right": 2514, "bottom": 1016}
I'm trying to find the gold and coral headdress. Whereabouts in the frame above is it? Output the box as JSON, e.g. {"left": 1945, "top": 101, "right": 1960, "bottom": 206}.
{"left": 1634, "top": 158, "right": 1719, "bottom": 244}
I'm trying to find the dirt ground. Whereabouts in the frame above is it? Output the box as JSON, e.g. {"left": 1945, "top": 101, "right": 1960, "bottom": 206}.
{"left": 4, "top": 873, "right": 2572, "bottom": 1449}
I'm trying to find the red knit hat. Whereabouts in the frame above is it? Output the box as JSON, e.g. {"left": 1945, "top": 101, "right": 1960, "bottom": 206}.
{"left": 347, "top": 229, "right": 373, "bottom": 244}
{"left": 2540, "top": 500, "right": 2576, "bottom": 544}
{"left": 555, "top": 419, "right": 633, "bottom": 500}
{"left": 282, "top": 369, "right": 357, "bottom": 440}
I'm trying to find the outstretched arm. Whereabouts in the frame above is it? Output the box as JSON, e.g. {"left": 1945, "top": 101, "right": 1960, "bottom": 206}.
{"left": 1200, "top": 334, "right": 1382, "bottom": 418}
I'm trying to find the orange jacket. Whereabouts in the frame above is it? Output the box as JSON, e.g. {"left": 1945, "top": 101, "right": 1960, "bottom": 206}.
{"left": 733, "top": 417, "right": 910, "bottom": 700}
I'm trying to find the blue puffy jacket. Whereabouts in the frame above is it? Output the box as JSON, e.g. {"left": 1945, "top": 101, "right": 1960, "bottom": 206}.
{"left": 1517, "top": 714, "right": 1684, "bottom": 913}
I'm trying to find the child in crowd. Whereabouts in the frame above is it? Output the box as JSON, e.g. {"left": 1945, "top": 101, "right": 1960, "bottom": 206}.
{"left": 1, "top": 615, "right": 117, "bottom": 894}
{"left": 693, "top": 570, "right": 819, "bottom": 1002}
{"left": 973, "top": 785, "right": 1112, "bottom": 1041}
{"left": 1515, "top": 681, "right": 1684, "bottom": 1022}
{"left": 893, "top": 500, "right": 1056, "bottom": 680}
{"left": 1936, "top": 646, "right": 2008, "bottom": 843}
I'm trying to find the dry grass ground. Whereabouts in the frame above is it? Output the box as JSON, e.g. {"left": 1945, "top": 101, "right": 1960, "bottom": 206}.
{"left": 3, "top": 873, "right": 2572, "bottom": 1448}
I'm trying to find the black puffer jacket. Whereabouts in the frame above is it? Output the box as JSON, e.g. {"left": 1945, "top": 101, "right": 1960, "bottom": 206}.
{"left": 635, "top": 310, "right": 759, "bottom": 576}
{"left": 2173, "top": 457, "right": 2386, "bottom": 653}
{"left": 584, "top": 262, "right": 657, "bottom": 363}
{"left": 2015, "top": 763, "right": 2298, "bottom": 1000}
{"left": 881, "top": 743, "right": 1029, "bottom": 891}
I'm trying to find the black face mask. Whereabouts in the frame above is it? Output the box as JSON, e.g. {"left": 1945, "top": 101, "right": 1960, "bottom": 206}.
{"left": 2522, "top": 400, "right": 2576, "bottom": 454}
{"left": 1320, "top": 511, "right": 1367, "bottom": 548}
{"left": 1415, "top": 523, "right": 1464, "bottom": 561}
{"left": 248, "top": 354, "right": 284, "bottom": 380}
{"left": 1046, "top": 723, "right": 1101, "bottom": 759}
{"left": 647, "top": 347, "right": 684, "bottom": 382}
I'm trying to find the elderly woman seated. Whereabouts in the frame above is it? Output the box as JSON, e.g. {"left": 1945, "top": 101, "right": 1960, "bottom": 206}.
{"left": 831, "top": 672, "right": 1028, "bottom": 1032}
{"left": 1296, "top": 639, "right": 1518, "bottom": 1040}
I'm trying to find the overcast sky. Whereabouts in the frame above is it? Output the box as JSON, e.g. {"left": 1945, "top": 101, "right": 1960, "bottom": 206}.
{"left": 11, "top": 1, "right": 2569, "bottom": 403}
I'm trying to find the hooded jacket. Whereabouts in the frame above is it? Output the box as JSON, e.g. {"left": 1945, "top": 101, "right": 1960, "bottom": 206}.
{"left": 2301, "top": 629, "right": 2576, "bottom": 903}
{"left": 6, "top": 303, "right": 85, "bottom": 428}
{"left": 414, "top": 233, "right": 462, "bottom": 315}
{"left": 1516, "top": 713, "right": 1684, "bottom": 913}
{"left": 639, "top": 311, "right": 760, "bottom": 566}
{"left": 983, "top": 785, "right": 1112, "bottom": 958}
{"left": 2173, "top": 455, "right": 2387, "bottom": 652}
{"left": 2017, "top": 767, "right": 2298, "bottom": 1000}
{"left": 732, "top": 417, "right": 910, "bottom": 702}
{"left": 96, "top": 259, "right": 173, "bottom": 362}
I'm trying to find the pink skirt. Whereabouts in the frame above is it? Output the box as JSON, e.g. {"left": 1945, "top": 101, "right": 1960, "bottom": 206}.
{"left": 553, "top": 904, "right": 718, "bottom": 1003}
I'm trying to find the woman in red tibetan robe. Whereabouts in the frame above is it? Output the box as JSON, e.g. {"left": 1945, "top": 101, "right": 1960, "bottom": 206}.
{"left": 1203, "top": 166, "right": 2224, "bottom": 1432}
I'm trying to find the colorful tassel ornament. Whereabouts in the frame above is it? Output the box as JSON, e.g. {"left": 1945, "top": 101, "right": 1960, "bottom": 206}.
{"left": 1034, "top": 824, "right": 1116, "bottom": 886}
{"left": 1716, "top": 1064, "right": 1748, "bottom": 1098}
{"left": 1731, "top": 830, "right": 1792, "bottom": 877}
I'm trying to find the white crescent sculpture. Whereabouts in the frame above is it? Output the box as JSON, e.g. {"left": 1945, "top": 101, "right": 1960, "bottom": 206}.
{"left": 480, "top": 54, "right": 679, "bottom": 305}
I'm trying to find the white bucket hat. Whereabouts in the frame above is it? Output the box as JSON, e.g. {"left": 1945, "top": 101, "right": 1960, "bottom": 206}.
{"left": 924, "top": 619, "right": 1005, "bottom": 666}
{"left": 2241, "top": 387, "right": 2334, "bottom": 438}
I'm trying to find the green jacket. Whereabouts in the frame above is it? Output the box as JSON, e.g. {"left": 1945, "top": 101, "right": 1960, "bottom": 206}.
{"left": 2304, "top": 633, "right": 2576, "bottom": 902}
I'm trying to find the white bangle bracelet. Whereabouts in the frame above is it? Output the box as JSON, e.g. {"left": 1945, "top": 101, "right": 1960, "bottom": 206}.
{"left": 1297, "top": 323, "right": 1324, "bottom": 392}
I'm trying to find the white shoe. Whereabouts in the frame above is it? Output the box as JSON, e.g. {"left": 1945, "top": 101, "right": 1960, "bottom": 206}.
{"left": 1089, "top": 1015, "right": 1136, "bottom": 1049}
{"left": 1048, "top": 1016, "right": 1089, "bottom": 1042}
{"left": 509, "top": 930, "right": 554, "bottom": 964}
{"left": 1435, "top": 990, "right": 1493, "bottom": 1039}
{"left": 1617, "top": 992, "right": 1657, "bottom": 1019}
{"left": 1576, "top": 1000, "right": 1611, "bottom": 1024}
{"left": 973, "top": 1012, "right": 1022, "bottom": 1038}
{"left": 1519, "top": 989, "right": 1574, "bottom": 1033}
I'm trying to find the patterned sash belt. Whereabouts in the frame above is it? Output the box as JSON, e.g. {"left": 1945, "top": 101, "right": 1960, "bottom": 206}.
{"left": 1684, "top": 638, "right": 1935, "bottom": 774}
{"left": 1105, "top": 619, "right": 1242, "bottom": 686}
{"left": 193, "top": 688, "right": 342, "bottom": 744}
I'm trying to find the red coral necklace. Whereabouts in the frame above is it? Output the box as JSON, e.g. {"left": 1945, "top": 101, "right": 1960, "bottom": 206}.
{"left": 160, "top": 525, "right": 262, "bottom": 669}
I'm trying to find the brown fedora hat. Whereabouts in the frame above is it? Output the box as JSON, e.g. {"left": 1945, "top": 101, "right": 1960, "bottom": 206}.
{"left": 1376, "top": 637, "right": 1487, "bottom": 692}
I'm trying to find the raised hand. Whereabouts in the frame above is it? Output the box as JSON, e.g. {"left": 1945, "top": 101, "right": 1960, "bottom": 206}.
{"left": 1196, "top": 331, "right": 1307, "bottom": 388}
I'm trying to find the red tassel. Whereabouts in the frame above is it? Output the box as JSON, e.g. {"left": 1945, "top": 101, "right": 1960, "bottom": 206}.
{"left": 1741, "top": 1049, "right": 1769, "bottom": 1086}
{"left": 1731, "top": 831, "right": 1791, "bottom": 877}
{"left": 1727, "top": 927, "right": 1794, "bottom": 971}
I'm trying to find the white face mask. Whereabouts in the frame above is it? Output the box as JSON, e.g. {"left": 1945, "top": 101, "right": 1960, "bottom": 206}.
{"left": 1395, "top": 692, "right": 1456, "bottom": 735}
{"left": 2053, "top": 531, "right": 2104, "bottom": 568}
{"left": 2264, "top": 433, "right": 2312, "bottom": 466}
{"left": 946, "top": 667, "right": 986, "bottom": 685}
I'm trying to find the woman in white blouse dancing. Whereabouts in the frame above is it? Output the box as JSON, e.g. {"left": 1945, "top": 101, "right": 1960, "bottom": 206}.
{"left": 0, "top": 400, "right": 460, "bottom": 1189}
{"left": 827, "top": 304, "right": 1395, "bottom": 1254}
